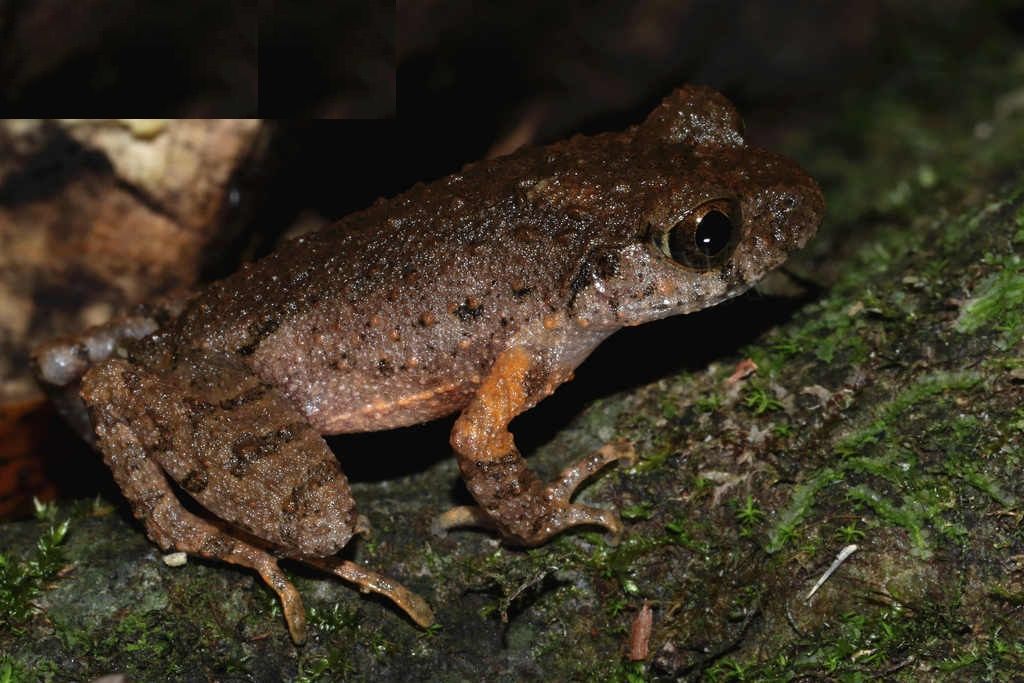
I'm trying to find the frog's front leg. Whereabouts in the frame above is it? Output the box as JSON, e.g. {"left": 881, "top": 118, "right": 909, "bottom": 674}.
{"left": 437, "top": 346, "right": 636, "bottom": 546}
{"left": 80, "top": 350, "right": 433, "bottom": 643}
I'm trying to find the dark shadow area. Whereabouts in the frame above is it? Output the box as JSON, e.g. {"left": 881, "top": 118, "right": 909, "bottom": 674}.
{"left": 0, "top": 125, "right": 112, "bottom": 207}
{"left": 327, "top": 417, "right": 455, "bottom": 485}
{"left": 396, "top": 2, "right": 877, "bottom": 156}
{"left": 33, "top": 406, "right": 123, "bottom": 508}
{"left": 259, "top": 0, "right": 394, "bottom": 118}
{"left": 513, "top": 286, "right": 818, "bottom": 453}
{"left": 0, "top": 0, "right": 256, "bottom": 116}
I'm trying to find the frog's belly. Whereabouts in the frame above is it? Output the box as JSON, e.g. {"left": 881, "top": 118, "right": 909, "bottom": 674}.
{"left": 249, "top": 347, "right": 479, "bottom": 434}
{"left": 304, "top": 377, "right": 477, "bottom": 434}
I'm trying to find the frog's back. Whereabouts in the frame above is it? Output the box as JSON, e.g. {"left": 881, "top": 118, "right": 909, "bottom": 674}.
{"left": 173, "top": 133, "right": 640, "bottom": 432}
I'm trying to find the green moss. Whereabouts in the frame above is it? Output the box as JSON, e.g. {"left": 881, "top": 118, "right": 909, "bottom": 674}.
{"left": 935, "top": 628, "right": 1024, "bottom": 676}
{"left": 620, "top": 502, "right": 654, "bottom": 521}
{"left": 48, "top": 607, "right": 189, "bottom": 680}
{"left": 296, "top": 650, "right": 356, "bottom": 682}
{"left": 834, "top": 424, "right": 886, "bottom": 459}
{"left": 706, "top": 657, "right": 754, "bottom": 681}
{"left": 726, "top": 602, "right": 1016, "bottom": 680}
{"left": 947, "top": 459, "right": 1017, "bottom": 509}
{"left": 988, "top": 584, "right": 1024, "bottom": 606}
{"left": 956, "top": 254, "right": 1024, "bottom": 347}
{"left": 636, "top": 447, "right": 670, "bottom": 471}
{"left": 658, "top": 394, "right": 681, "bottom": 419}
{"left": 307, "top": 602, "right": 361, "bottom": 635}
{"left": 766, "top": 468, "right": 843, "bottom": 554}
{"left": 0, "top": 518, "right": 70, "bottom": 630}
{"left": 0, "top": 658, "right": 27, "bottom": 683}
{"left": 754, "top": 281, "right": 874, "bottom": 372}
{"left": 693, "top": 392, "right": 724, "bottom": 413}
{"left": 768, "top": 371, "right": 987, "bottom": 556}
{"left": 590, "top": 533, "right": 666, "bottom": 586}
{"left": 742, "top": 384, "right": 784, "bottom": 414}
{"left": 1011, "top": 407, "right": 1024, "bottom": 433}
{"left": 834, "top": 520, "right": 865, "bottom": 544}
{"left": 734, "top": 495, "right": 766, "bottom": 537}
{"left": 876, "top": 371, "right": 982, "bottom": 423}
{"left": 847, "top": 485, "right": 934, "bottom": 557}
{"left": 664, "top": 519, "right": 711, "bottom": 553}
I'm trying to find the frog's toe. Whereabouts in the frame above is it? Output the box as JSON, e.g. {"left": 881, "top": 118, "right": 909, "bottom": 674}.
{"left": 431, "top": 505, "right": 496, "bottom": 538}
{"left": 355, "top": 514, "right": 372, "bottom": 538}
{"left": 400, "top": 588, "right": 436, "bottom": 628}
{"left": 560, "top": 503, "right": 624, "bottom": 540}
{"left": 299, "top": 556, "right": 435, "bottom": 628}
{"left": 512, "top": 502, "right": 624, "bottom": 546}
{"left": 259, "top": 558, "right": 307, "bottom": 644}
{"left": 546, "top": 441, "right": 637, "bottom": 504}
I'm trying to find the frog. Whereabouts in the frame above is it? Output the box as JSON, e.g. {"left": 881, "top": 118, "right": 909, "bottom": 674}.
{"left": 33, "top": 85, "right": 824, "bottom": 644}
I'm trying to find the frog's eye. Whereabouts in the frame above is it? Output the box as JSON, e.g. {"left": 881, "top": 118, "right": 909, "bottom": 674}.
{"left": 654, "top": 199, "right": 740, "bottom": 270}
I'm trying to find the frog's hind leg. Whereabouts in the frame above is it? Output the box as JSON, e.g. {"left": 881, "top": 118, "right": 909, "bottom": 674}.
{"left": 80, "top": 351, "right": 433, "bottom": 642}
{"left": 79, "top": 362, "right": 310, "bottom": 641}
{"left": 437, "top": 346, "right": 637, "bottom": 546}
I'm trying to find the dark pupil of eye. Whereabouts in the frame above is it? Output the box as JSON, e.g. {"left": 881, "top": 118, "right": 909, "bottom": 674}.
{"left": 694, "top": 210, "right": 733, "bottom": 255}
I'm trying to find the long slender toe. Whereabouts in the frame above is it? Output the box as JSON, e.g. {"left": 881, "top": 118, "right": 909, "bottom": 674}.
{"left": 432, "top": 505, "right": 496, "bottom": 537}
{"left": 300, "top": 557, "right": 435, "bottom": 628}
{"left": 548, "top": 441, "right": 637, "bottom": 503}
{"left": 246, "top": 555, "right": 308, "bottom": 643}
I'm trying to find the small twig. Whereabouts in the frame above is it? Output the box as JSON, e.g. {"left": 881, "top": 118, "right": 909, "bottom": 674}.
{"left": 878, "top": 654, "right": 916, "bottom": 676}
{"left": 784, "top": 602, "right": 806, "bottom": 638}
{"left": 500, "top": 567, "right": 553, "bottom": 622}
{"left": 806, "top": 544, "right": 858, "bottom": 601}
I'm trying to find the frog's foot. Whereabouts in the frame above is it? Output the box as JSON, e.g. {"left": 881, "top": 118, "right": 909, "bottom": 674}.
{"left": 162, "top": 512, "right": 310, "bottom": 644}
{"left": 440, "top": 440, "right": 638, "bottom": 546}
{"left": 298, "top": 556, "right": 435, "bottom": 628}
{"left": 435, "top": 500, "right": 625, "bottom": 547}
{"left": 33, "top": 310, "right": 162, "bottom": 388}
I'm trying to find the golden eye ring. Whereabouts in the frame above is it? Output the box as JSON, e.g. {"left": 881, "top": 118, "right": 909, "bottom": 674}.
{"left": 654, "top": 199, "right": 741, "bottom": 271}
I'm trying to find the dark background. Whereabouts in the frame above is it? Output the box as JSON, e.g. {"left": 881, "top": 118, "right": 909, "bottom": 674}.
{"left": 259, "top": 0, "right": 1022, "bottom": 247}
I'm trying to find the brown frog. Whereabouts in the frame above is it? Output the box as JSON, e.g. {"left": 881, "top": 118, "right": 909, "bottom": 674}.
{"left": 34, "top": 86, "right": 824, "bottom": 644}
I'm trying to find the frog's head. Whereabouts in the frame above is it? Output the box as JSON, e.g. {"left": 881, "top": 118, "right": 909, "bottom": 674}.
{"left": 572, "top": 85, "right": 824, "bottom": 328}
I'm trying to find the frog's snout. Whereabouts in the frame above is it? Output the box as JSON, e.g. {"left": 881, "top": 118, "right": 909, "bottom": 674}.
{"left": 748, "top": 152, "right": 825, "bottom": 258}
{"left": 783, "top": 172, "right": 825, "bottom": 252}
